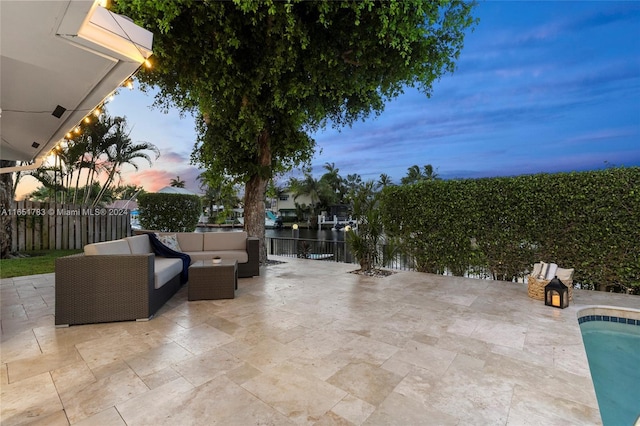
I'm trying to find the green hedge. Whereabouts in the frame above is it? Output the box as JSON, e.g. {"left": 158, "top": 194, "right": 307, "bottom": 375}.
{"left": 138, "top": 193, "right": 201, "bottom": 232}
{"left": 381, "top": 167, "right": 639, "bottom": 293}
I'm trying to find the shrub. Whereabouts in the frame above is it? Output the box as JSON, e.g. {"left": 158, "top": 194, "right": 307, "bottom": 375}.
{"left": 346, "top": 181, "right": 396, "bottom": 272}
{"left": 381, "top": 167, "right": 639, "bottom": 293}
{"left": 138, "top": 193, "right": 201, "bottom": 232}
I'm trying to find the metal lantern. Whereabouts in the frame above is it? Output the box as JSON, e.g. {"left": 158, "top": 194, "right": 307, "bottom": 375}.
{"left": 544, "top": 276, "right": 569, "bottom": 309}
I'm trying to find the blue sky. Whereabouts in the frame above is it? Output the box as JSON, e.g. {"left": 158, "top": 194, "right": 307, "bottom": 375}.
{"left": 41, "top": 1, "right": 640, "bottom": 195}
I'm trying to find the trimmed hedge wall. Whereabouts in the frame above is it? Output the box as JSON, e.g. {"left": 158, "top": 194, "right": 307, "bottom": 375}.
{"left": 380, "top": 167, "right": 639, "bottom": 292}
{"left": 138, "top": 193, "right": 201, "bottom": 232}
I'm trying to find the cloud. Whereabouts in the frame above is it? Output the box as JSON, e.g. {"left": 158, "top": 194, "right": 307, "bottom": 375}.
{"left": 563, "top": 128, "right": 639, "bottom": 146}
{"left": 24, "top": 0, "right": 632, "bottom": 197}
{"left": 124, "top": 165, "right": 203, "bottom": 193}
{"left": 158, "top": 150, "right": 190, "bottom": 164}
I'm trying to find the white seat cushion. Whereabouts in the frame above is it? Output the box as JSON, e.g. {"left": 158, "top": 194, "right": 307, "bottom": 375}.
{"left": 154, "top": 257, "right": 183, "bottom": 289}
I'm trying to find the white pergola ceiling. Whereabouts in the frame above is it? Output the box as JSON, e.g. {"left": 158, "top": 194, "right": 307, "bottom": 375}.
{"left": 0, "top": 0, "right": 152, "bottom": 165}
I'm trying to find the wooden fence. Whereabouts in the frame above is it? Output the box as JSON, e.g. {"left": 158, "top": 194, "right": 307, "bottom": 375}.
{"left": 7, "top": 200, "right": 131, "bottom": 252}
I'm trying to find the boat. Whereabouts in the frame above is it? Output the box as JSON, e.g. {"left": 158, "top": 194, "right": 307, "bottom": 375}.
{"left": 237, "top": 210, "right": 282, "bottom": 228}
{"left": 307, "top": 253, "right": 334, "bottom": 260}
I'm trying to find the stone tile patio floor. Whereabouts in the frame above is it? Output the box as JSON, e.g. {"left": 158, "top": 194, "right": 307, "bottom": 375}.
{"left": 1, "top": 256, "right": 638, "bottom": 425}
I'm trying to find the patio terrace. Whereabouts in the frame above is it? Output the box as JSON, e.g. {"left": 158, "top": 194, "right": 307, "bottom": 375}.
{"left": 1, "top": 257, "right": 638, "bottom": 425}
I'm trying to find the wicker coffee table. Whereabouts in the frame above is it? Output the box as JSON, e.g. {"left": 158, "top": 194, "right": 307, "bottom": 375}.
{"left": 188, "top": 259, "right": 237, "bottom": 301}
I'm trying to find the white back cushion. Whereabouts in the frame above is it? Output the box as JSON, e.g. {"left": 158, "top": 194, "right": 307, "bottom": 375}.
{"left": 84, "top": 240, "right": 131, "bottom": 255}
{"left": 126, "top": 235, "right": 153, "bottom": 254}
{"left": 556, "top": 267, "right": 575, "bottom": 284}
{"left": 176, "top": 233, "right": 204, "bottom": 252}
{"left": 203, "top": 231, "right": 247, "bottom": 251}
{"left": 545, "top": 263, "right": 558, "bottom": 280}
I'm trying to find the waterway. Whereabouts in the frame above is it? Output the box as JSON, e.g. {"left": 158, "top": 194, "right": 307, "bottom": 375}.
{"left": 196, "top": 225, "right": 347, "bottom": 242}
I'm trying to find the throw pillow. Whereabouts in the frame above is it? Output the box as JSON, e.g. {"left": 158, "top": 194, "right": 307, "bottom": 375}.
{"left": 545, "top": 263, "right": 558, "bottom": 280}
{"left": 555, "top": 267, "right": 574, "bottom": 284}
{"left": 156, "top": 233, "right": 182, "bottom": 252}
{"left": 537, "top": 262, "right": 549, "bottom": 280}
{"left": 531, "top": 263, "right": 542, "bottom": 278}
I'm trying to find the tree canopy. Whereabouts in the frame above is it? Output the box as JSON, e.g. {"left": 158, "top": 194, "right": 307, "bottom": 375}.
{"left": 112, "top": 0, "right": 477, "bottom": 260}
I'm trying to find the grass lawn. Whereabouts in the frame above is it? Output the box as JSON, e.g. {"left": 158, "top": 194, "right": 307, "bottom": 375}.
{"left": 0, "top": 250, "right": 82, "bottom": 278}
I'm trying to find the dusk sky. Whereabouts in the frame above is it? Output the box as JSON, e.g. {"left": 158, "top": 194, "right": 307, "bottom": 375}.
{"left": 17, "top": 1, "right": 640, "bottom": 197}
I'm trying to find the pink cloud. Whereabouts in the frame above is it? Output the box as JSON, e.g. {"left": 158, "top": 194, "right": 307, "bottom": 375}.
{"left": 124, "top": 165, "right": 203, "bottom": 193}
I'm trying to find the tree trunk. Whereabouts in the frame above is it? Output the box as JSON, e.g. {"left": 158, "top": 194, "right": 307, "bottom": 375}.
{"left": 0, "top": 160, "right": 16, "bottom": 258}
{"left": 245, "top": 174, "right": 268, "bottom": 263}
{"left": 243, "top": 129, "right": 271, "bottom": 264}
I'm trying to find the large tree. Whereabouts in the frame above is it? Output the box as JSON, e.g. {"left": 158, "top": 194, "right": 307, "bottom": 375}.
{"left": 113, "top": 0, "right": 477, "bottom": 262}
{"left": 1, "top": 160, "right": 16, "bottom": 258}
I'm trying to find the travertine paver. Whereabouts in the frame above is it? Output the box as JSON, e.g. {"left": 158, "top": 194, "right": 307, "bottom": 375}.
{"left": 2, "top": 259, "right": 638, "bottom": 425}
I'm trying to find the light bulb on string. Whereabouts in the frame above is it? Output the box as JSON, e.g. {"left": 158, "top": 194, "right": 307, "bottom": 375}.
{"left": 84, "top": 116, "right": 91, "bottom": 124}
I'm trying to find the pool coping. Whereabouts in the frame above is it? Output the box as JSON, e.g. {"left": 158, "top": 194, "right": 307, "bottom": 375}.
{"left": 577, "top": 305, "right": 640, "bottom": 326}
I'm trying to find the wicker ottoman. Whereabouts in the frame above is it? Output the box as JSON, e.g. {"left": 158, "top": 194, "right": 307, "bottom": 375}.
{"left": 188, "top": 259, "right": 237, "bottom": 300}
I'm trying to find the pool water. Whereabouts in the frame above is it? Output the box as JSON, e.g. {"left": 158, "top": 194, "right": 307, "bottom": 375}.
{"left": 579, "top": 316, "right": 640, "bottom": 426}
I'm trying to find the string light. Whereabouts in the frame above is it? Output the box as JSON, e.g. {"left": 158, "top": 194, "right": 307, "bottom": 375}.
{"left": 84, "top": 116, "right": 91, "bottom": 124}
{"left": 144, "top": 58, "right": 152, "bottom": 68}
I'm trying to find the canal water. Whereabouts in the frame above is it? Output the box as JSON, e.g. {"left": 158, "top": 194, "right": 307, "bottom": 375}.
{"left": 195, "top": 225, "right": 352, "bottom": 262}
{"left": 196, "top": 225, "right": 347, "bottom": 242}
{"left": 266, "top": 228, "right": 347, "bottom": 242}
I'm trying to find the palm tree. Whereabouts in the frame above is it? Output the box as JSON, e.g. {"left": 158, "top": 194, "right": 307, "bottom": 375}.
{"left": 75, "top": 115, "right": 121, "bottom": 204}
{"left": 198, "top": 171, "right": 239, "bottom": 223}
{"left": 422, "top": 164, "right": 440, "bottom": 181}
{"left": 266, "top": 179, "right": 286, "bottom": 212}
{"left": 401, "top": 165, "right": 422, "bottom": 185}
{"left": 377, "top": 173, "right": 393, "bottom": 189}
{"left": 344, "top": 173, "right": 362, "bottom": 188}
{"left": 24, "top": 112, "right": 159, "bottom": 207}
{"left": 170, "top": 176, "right": 186, "bottom": 188}
{"left": 345, "top": 180, "right": 396, "bottom": 272}
{"left": 289, "top": 174, "right": 322, "bottom": 216}
{"left": 400, "top": 164, "right": 439, "bottom": 185}
{"left": 92, "top": 121, "right": 159, "bottom": 207}
{"left": 319, "top": 162, "right": 345, "bottom": 205}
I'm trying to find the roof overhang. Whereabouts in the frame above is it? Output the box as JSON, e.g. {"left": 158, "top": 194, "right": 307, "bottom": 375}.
{"left": 0, "top": 0, "right": 153, "bottom": 165}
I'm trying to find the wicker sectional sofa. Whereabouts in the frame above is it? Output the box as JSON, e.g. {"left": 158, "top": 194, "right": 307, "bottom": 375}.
{"left": 153, "top": 231, "right": 259, "bottom": 279}
{"left": 55, "top": 232, "right": 259, "bottom": 326}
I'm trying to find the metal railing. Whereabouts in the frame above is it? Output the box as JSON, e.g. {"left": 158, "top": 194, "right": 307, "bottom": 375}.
{"left": 266, "top": 236, "right": 536, "bottom": 282}
{"left": 266, "top": 236, "right": 415, "bottom": 270}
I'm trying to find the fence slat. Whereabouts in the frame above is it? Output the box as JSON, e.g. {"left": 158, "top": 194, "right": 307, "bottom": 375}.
{"left": 8, "top": 201, "right": 130, "bottom": 252}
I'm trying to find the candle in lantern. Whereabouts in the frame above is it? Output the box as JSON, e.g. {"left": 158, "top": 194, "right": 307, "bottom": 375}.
{"left": 552, "top": 294, "right": 560, "bottom": 307}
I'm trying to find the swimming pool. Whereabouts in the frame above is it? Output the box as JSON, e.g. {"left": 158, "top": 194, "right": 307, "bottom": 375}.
{"left": 578, "top": 307, "right": 640, "bottom": 426}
